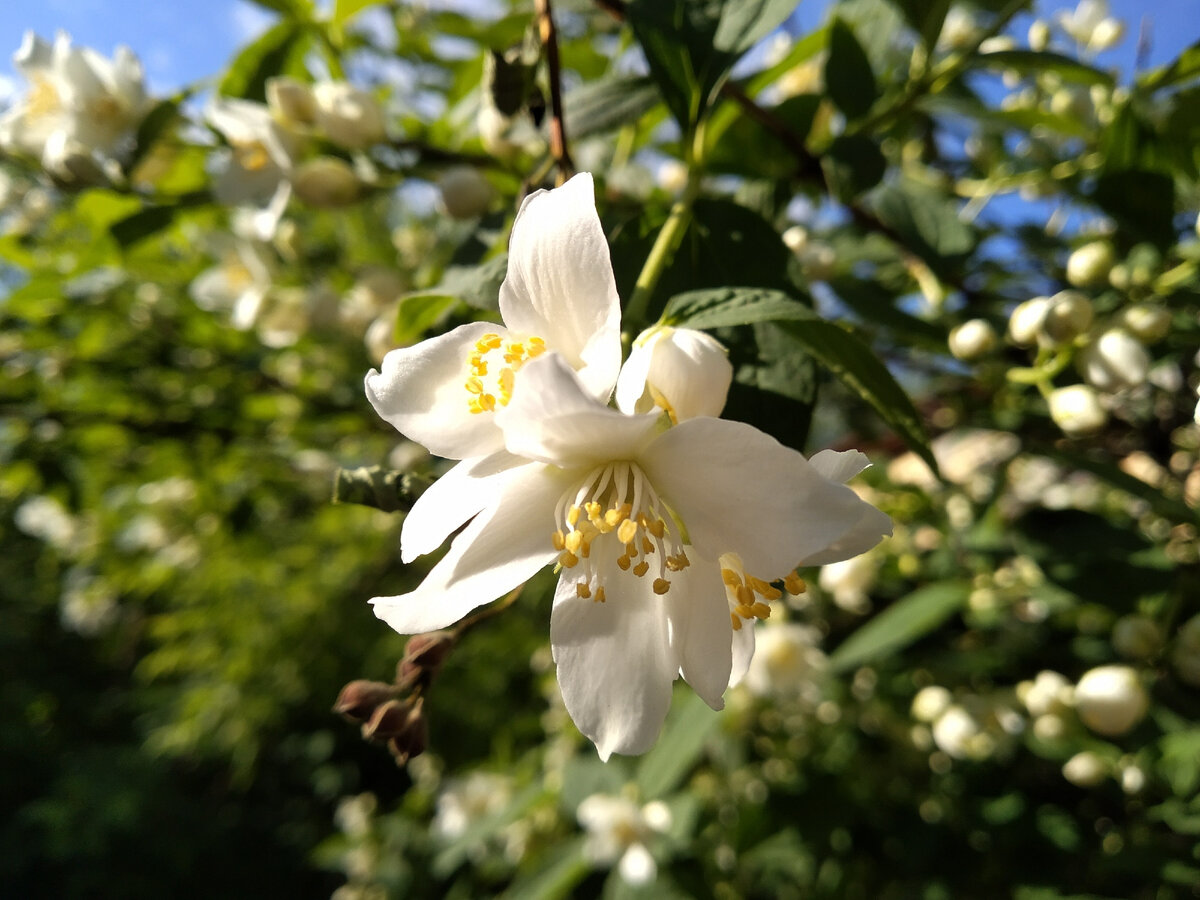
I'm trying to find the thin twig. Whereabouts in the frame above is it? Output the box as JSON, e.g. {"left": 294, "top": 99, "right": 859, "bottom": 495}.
{"left": 536, "top": 0, "right": 575, "bottom": 183}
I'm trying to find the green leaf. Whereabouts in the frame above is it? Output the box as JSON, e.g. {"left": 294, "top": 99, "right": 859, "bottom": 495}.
{"left": 392, "top": 294, "right": 458, "bottom": 345}
{"left": 664, "top": 286, "right": 812, "bottom": 328}
{"left": 219, "top": 21, "right": 302, "bottom": 102}
{"left": 563, "top": 75, "right": 662, "bottom": 139}
{"left": 503, "top": 837, "right": 590, "bottom": 900}
{"left": 968, "top": 50, "right": 1116, "bottom": 87}
{"left": 828, "top": 582, "right": 969, "bottom": 672}
{"left": 872, "top": 179, "right": 977, "bottom": 265}
{"left": 635, "top": 689, "right": 721, "bottom": 800}
{"left": 109, "top": 192, "right": 207, "bottom": 248}
{"left": 823, "top": 134, "right": 887, "bottom": 200}
{"left": 1045, "top": 449, "right": 1200, "bottom": 525}
{"left": 416, "top": 254, "right": 508, "bottom": 311}
{"left": 825, "top": 18, "right": 878, "bottom": 120}
{"left": 1091, "top": 170, "right": 1176, "bottom": 248}
{"left": 712, "top": 0, "right": 799, "bottom": 57}
{"left": 332, "top": 0, "right": 384, "bottom": 25}
{"left": 888, "top": 0, "right": 950, "bottom": 50}
{"left": 1138, "top": 38, "right": 1200, "bottom": 90}
{"left": 331, "top": 466, "right": 427, "bottom": 513}
{"left": 126, "top": 93, "right": 189, "bottom": 175}
{"left": 243, "top": 0, "right": 311, "bottom": 16}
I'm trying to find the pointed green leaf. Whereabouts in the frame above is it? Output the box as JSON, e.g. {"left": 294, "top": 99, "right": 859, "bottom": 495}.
{"left": 635, "top": 689, "right": 720, "bottom": 800}
{"left": 825, "top": 18, "right": 878, "bottom": 120}
{"left": 829, "top": 582, "right": 970, "bottom": 672}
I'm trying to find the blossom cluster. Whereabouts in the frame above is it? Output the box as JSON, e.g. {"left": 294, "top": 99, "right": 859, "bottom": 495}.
{"left": 364, "top": 174, "right": 891, "bottom": 758}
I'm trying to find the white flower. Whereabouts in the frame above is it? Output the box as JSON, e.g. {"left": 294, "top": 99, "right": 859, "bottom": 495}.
{"left": 615, "top": 325, "right": 733, "bottom": 423}
{"left": 931, "top": 705, "right": 981, "bottom": 759}
{"left": 15, "top": 495, "right": 78, "bottom": 550}
{"left": 0, "top": 31, "right": 151, "bottom": 178}
{"left": 266, "top": 76, "right": 317, "bottom": 128}
{"left": 742, "top": 622, "right": 826, "bottom": 699}
{"left": 1056, "top": 0, "right": 1124, "bottom": 53}
{"left": 1017, "top": 670, "right": 1071, "bottom": 717}
{"left": 312, "top": 82, "right": 386, "bottom": 150}
{"left": 1048, "top": 384, "right": 1107, "bottom": 435}
{"left": 1029, "top": 19, "right": 1051, "bottom": 51}
{"left": 433, "top": 773, "right": 512, "bottom": 840}
{"left": 1073, "top": 665, "right": 1148, "bottom": 736}
{"left": 577, "top": 794, "right": 671, "bottom": 885}
{"left": 291, "top": 156, "right": 361, "bottom": 207}
{"left": 819, "top": 551, "right": 880, "bottom": 614}
{"left": 370, "top": 351, "right": 889, "bottom": 758}
{"left": 938, "top": 7, "right": 981, "bottom": 51}
{"left": 1079, "top": 328, "right": 1150, "bottom": 391}
{"left": 911, "top": 685, "right": 952, "bottom": 723}
{"left": 437, "top": 166, "right": 495, "bottom": 220}
{"left": 365, "top": 172, "right": 622, "bottom": 464}
{"left": 190, "top": 240, "right": 274, "bottom": 328}
{"left": 206, "top": 98, "right": 298, "bottom": 239}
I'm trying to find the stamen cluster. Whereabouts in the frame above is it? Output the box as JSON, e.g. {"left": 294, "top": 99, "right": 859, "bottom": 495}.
{"left": 465, "top": 333, "right": 546, "bottom": 414}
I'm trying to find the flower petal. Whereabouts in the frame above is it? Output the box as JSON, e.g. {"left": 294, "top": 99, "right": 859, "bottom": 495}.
{"left": 551, "top": 543, "right": 676, "bottom": 760}
{"left": 808, "top": 448, "right": 871, "bottom": 484}
{"left": 665, "top": 554, "right": 731, "bottom": 710}
{"left": 371, "top": 462, "right": 564, "bottom": 633}
{"left": 618, "top": 844, "right": 657, "bottom": 886}
{"left": 800, "top": 502, "right": 893, "bottom": 566}
{"left": 614, "top": 332, "right": 657, "bottom": 415}
{"left": 498, "top": 173, "right": 621, "bottom": 401}
{"left": 400, "top": 450, "right": 525, "bottom": 563}
{"left": 365, "top": 321, "right": 509, "bottom": 461}
{"left": 496, "top": 354, "right": 659, "bottom": 469}
{"left": 729, "top": 623, "right": 756, "bottom": 689}
{"left": 640, "top": 418, "right": 891, "bottom": 578}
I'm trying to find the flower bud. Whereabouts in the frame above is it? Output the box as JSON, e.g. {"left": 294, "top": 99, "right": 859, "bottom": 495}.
{"left": 1048, "top": 384, "right": 1107, "bottom": 436}
{"left": 1108, "top": 263, "right": 1131, "bottom": 291}
{"left": 1062, "top": 751, "right": 1107, "bottom": 787}
{"left": 1040, "top": 291, "right": 1093, "bottom": 345}
{"left": 615, "top": 325, "right": 733, "bottom": 422}
{"left": 291, "top": 156, "right": 361, "bottom": 207}
{"left": 1111, "top": 614, "right": 1163, "bottom": 660}
{"left": 932, "top": 705, "right": 983, "bottom": 759}
{"left": 948, "top": 319, "right": 997, "bottom": 361}
{"left": 1066, "top": 241, "right": 1115, "bottom": 288}
{"left": 1073, "top": 665, "right": 1148, "bottom": 736}
{"left": 1088, "top": 17, "right": 1124, "bottom": 52}
{"left": 1171, "top": 614, "right": 1200, "bottom": 687}
{"left": 657, "top": 159, "right": 688, "bottom": 194}
{"left": 437, "top": 166, "right": 495, "bottom": 220}
{"left": 1017, "top": 670, "right": 1071, "bottom": 717}
{"left": 313, "top": 82, "right": 387, "bottom": 150}
{"left": 1078, "top": 328, "right": 1150, "bottom": 391}
{"left": 267, "top": 76, "right": 317, "bottom": 126}
{"left": 911, "top": 685, "right": 952, "bottom": 723}
{"left": 1008, "top": 296, "right": 1050, "bottom": 347}
{"left": 398, "top": 631, "right": 456, "bottom": 687}
{"left": 361, "top": 697, "right": 419, "bottom": 741}
{"left": 334, "top": 679, "right": 397, "bottom": 721}
{"left": 1114, "top": 304, "right": 1170, "bottom": 345}
{"left": 1028, "top": 19, "right": 1051, "bottom": 51}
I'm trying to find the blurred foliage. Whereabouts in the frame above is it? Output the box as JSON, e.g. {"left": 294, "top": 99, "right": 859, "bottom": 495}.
{"left": 2, "top": 0, "right": 1200, "bottom": 897}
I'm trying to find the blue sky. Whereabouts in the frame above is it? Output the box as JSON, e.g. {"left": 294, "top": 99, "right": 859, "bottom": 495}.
{"left": 0, "top": 0, "right": 1193, "bottom": 101}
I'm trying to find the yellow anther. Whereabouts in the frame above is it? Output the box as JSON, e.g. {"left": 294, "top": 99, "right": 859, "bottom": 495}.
{"left": 616, "top": 555, "right": 631, "bottom": 571}
{"left": 551, "top": 530, "right": 566, "bottom": 551}
{"left": 616, "top": 518, "right": 638, "bottom": 545}
{"left": 785, "top": 573, "right": 807, "bottom": 595}
{"left": 567, "top": 506, "right": 581, "bottom": 526}
{"left": 594, "top": 586, "right": 606, "bottom": 603}
{"left": 477, "top": 393, "right": 496, "bottom": 411}
{"left": 465, "top": 377, "right": 484, "bottom": 394}
{"left": 498, "top": 367, "right": 515, "bottom": 396}
{"left": 576, "top": 581, "right": 591, "bottom": 599}
{"left": 564, "top": 530, "right": 583, "bottom": 555}
{"left": 559, "top": 550, "right": 579, "bottom": 568}
{"left": 633, "top": 560, "right": 649, "bottom": 577}
{"left": 585, "top": 501, "right": 602, "bottom": 520}
{"left": 749, "top": 577, "right": 783, "bottom": 601}
{"left": 528, "top": 336, "right": 546, "bottom": 355}
{"left": 647, "top": 519, "right": 666, "bottom": 539}
{"left": 625, "top": 541, "right": 638, "bottom": 559}
{"left": 604, "top": 507, "right": 624, "bottom": 528}
{"left": 721, "top": 568, "right": 742, "bottom": 587}
{"left": 640, "top": 536, "right": 655, "bottom": 554}
{"left": 730, "top": 613, "right": 743, "bottom": 631}
{"left": 736, "top": 585, "right": 754, "bottom": 607}
{"left": 652, "top": 578, "right": 671, "bottom": 595}
{"left": 750, "top": 602, "right": 772, "bottom": 619}
{"left": 580, "top": 539, "right": 592, "bottom": 559}
{"left": 666, "top": 555, "right": 687, "bottom": 572}
{"left": 478, "top": 333, "right": 502, "bottom": 349}
{"left": 736, "top": 604, "right": 755, "bottom": 619}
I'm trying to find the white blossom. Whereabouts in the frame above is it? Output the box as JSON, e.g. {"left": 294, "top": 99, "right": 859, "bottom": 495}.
{"left": 577, "top": 794, "right": 671, "bottom": 886}
{"left": 1073, "top": 665, "right": 1148, "bottom": 736}
{"left": 615, "top": 325, "right": 733, "bottom": 423}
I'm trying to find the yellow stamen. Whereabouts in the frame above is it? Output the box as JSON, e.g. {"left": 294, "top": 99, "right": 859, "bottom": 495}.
{"left": 594, "top": 586, "right": 606, "bottom": 603}
{"left": 576, "top": 581, "right": 591, "bottom": 599}
{"left": 750, "top": 602, "right": 772, "bottom": 619}
{"left": 559, "top": 551, "right": 579, "bottom": 568}
{"left": 564, "top": 530, "right": 583, "bottom": 555}
{"left": 616, "top": 555, "right": 631, "bottom": 571}
{"left": 652, "top": 578, "right": 671, "bottom": 595}
{"left": 633, "top": 560, "right": 649, "bottom": 577}
{"left": 731, "top": 613, "right": 743, "bottom": 631}
{"left": 616, "top": 518, "right": 638, "bottom": 545}
{"left": 721, "top": 568, "right": 742, "bottom": 587}
{"left": 785, "top": 573, "right": 807, "bottom": 595}
{"left": 551, "top": 530, "right": 566, "bottom": 551}
{"left": 567, "top": 506, "right": 581, "bottom": 527}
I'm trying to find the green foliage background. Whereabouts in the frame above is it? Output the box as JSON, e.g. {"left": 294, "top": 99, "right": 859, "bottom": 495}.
{"left": 2, "top": 0, "right": 1200, "bottom": 897}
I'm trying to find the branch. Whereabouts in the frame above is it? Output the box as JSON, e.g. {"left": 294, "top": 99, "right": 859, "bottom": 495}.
{"left": 537, "top": 0, "right": 575, "bottom": 183}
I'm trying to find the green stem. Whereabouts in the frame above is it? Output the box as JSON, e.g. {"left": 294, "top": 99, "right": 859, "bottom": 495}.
{"left": 624, "top": 175, "right": 701, "bottom": 327}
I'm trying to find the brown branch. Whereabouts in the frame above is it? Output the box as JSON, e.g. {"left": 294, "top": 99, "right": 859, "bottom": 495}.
{"left": 537, "top": 0, "right": 575, "bottom": 183}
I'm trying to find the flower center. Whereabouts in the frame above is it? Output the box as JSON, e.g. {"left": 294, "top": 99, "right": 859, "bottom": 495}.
{"left": 551, "top": 462, "right": 690, "bottom": 602}
{"left": 233, "top": 140, "right": 273, "bottom": 173}
{"left": 720, "top": 552, "right": 807, "bottom": 631}
{"left": 27, "top": 76, "right": 64, "bottom": 119}
{"left": 463, "top": 332, "right": 546, "bottom": 414}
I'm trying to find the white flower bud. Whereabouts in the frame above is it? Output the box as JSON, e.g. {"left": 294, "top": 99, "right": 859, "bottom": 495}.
{"left": 1066, "top": 241, "right": 1115, "bottom": 288}
{"left": 616, "top": 325, "right": 733, "bottom": 422}
{"left": 911, "top": 686, "right": 952, "bottom": 723}
{"left": 1114, "top": 304, "right": 1170, "bottom": 345}
{"left": 1040, "top": 291, "right": 1093, "bottom": 345}
{"left": 1033, "top": 713, "right": 1066, "bottom": 741}
{"left": 1073, "top": 665, "right": 1148, "bottom": 736}
{"left": 1062, "top": 751, "right": 1108, "bottom": 787}
{"left": 1028, "top": 19, "right": 1051, "bottom": 51}
{"left": 267, "top": 76, "right": 317, "bottom": 126}
{"left": 1120, "top": 763, "right": 1145, "bottom": 794}
{"left": 291, "top": 157, "right": 361, "bottom": 207}
{"left": 1018, "top": 670, "right": 1071, "bottom": 716}
{"left": 932, "top": 705, "right": 980, "bottom": 759}
{"left": 656, "top": 159, "right": 688, "bottom": 194}
{"left": 782, "top": 225, "right": 809, "bottom": 254}
{"left": 1048, "top": 384, "right": 1107, "bottom": 436}
{"left": 1079, "top": 328, "right": 1150, "bottom": 391}
{"left": 313, "top": 82, "right": 386, "bottom": 150}
{"left": 1111, "top": 614, "right": 1163, "bottom": 660}
{"left": 1008, "top": 296, "right": 1050, "bottom": 347}
{"left": 437, "top": 166, "right": 495, "bottom": 220}
{"left": 1088, "top": 17, "right": 1124, "bottom": 52}
{"left": 948, "top": 319, "right": 997, "bottom": 360}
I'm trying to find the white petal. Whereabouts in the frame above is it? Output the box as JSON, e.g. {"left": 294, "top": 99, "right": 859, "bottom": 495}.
{"left": 496, "top": 354, "right": 659, "bottom": 469}
{"left": 665, "top": 555, "right": 731, "bottom": 710}
{"left": 729, "top": 623, "right": 756, "bottom": 689}
{"left": 14, "top": 32, "right": 53, "bottom": 77}
{"left": 800, "top": 502, "right": 893, "bottom": 566}
{"left": 614, "top": 332, "right": 657, "bottom": 415}
{"left": 640, "top": 418, "right": 891, "bottom": 578}
{"left": 400, "top": 451, "right": 525, "bottom": 563}
{"left": 807, "top": 448, "right": 871, "bottom": 484}
{"left": 371, "top": 462, "right": 565, "bottom": 633}
{"left": 618, "top": 843, "right": 657, "bottom": 886}
{"left": 551, "top": 544, "right": 676, "bottom": 760}
{"left": 365, "top": 322, "right": 509, "bottom": 461}
{"left": 646, "top": 327, "right": 733, "bottom": 421}
{"left": 498, "top": 173, "right": 621, "bottom": 401}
